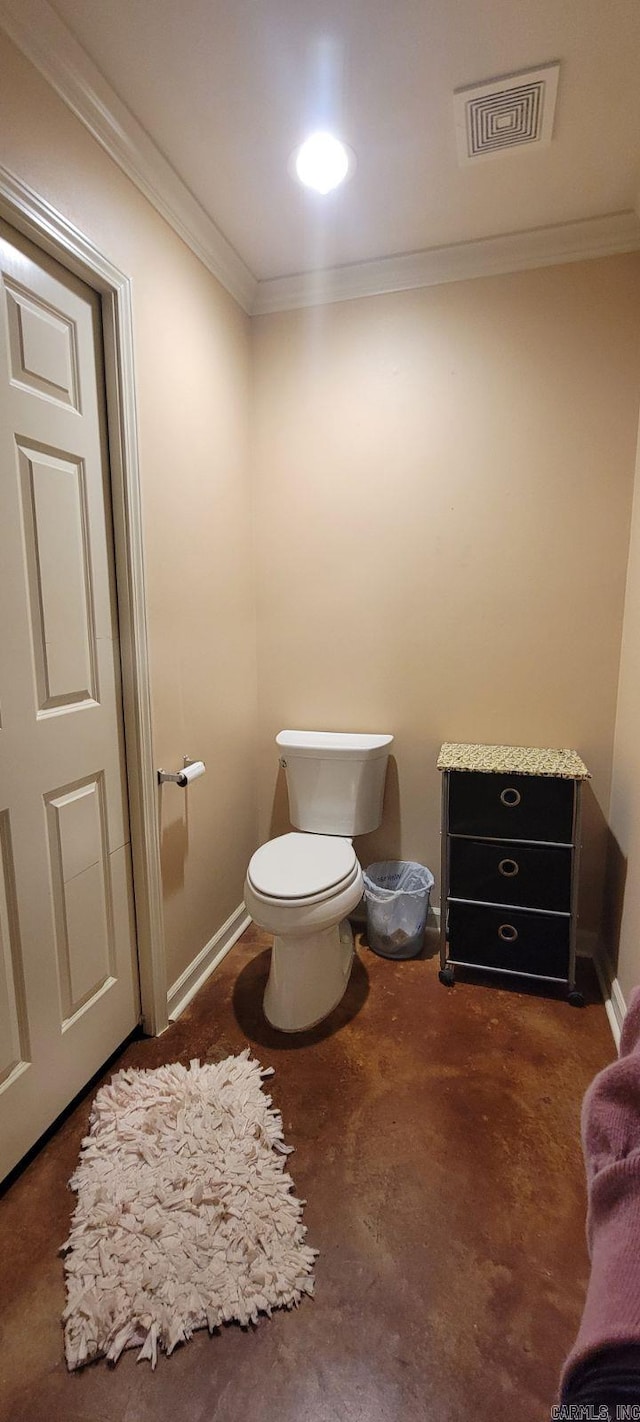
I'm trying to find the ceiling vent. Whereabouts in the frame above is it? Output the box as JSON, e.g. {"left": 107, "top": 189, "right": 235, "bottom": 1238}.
{"left": 454, "top": 63, "right": 560, "bottom": 165}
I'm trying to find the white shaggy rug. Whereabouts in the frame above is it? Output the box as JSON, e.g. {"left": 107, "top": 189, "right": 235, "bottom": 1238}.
{"left": 61, "top": 1051, "right": 316, "bottom": 1370}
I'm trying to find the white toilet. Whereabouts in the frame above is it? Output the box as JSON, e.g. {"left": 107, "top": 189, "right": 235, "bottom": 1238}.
{"left": 244, "top": 730, "right": 393, "bottom": 1032}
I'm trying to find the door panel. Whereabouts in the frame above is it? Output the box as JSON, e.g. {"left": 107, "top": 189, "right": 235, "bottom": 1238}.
{"left": 0, "top": 220, "right": 140, "bottom": 1180}
{"left": 0, "top": 811, "right": 29, "bottom": 1087}
{"left": 18, "top": 443, "right": 98, "bottom": 709}
{"left": 46, "top": 775, "right": 114, "bottom": 1020}
{"left": 5, "top": 278, "right": 80, "bottom": 409}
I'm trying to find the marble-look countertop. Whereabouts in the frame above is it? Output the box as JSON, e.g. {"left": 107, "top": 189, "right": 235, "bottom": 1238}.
{"left": 437, "top": 742, "right": 590, "bottom": 780}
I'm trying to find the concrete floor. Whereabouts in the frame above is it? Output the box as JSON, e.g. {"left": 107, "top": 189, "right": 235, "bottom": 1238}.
{"left": 0, "top": 927, "right": 614, "bottom": 1422}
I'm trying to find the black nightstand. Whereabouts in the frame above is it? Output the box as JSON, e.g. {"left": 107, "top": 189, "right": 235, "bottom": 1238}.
{"left": 437, "top": 742, "right": 590, "bottom": 1004}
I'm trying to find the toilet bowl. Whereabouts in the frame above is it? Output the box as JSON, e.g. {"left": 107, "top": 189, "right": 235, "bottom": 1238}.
{"left": 245, "top": 729, "right": 393, "bottom": 1033}
{"left": 244, "top": 833, "right": 363, "bottom": 1032}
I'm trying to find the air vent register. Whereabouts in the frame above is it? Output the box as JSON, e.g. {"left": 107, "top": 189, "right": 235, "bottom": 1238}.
{"left": 454, "top": 63, "right": 560, "bottom": 164}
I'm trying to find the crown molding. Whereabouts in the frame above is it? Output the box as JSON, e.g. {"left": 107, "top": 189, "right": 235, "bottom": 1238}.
{"left": 2, "top": 0, "right": 639, "bottom": 320}
{"left": 0, "top": 0, "right": 258, "bottom": 313}
{"left": 253, "top": 211, "right": 640, "bottom": 314}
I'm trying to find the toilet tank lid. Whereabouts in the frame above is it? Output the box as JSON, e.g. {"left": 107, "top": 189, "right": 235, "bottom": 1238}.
{"left": 276, "top": 730, "right": 393, "bottom": 759}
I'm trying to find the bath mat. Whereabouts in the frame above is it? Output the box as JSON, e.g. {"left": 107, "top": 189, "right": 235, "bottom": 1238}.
{"left": 61, "top": 1051, "right": 316, "bottom": 1370}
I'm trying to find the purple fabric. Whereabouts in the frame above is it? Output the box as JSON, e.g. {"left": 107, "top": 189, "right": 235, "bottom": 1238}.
{"left": 561, "top": 987, "right": 640, "bottom": 1392}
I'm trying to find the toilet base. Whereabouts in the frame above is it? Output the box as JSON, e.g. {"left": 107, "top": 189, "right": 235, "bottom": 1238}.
{"left": 264, "top": 919, "right": 355, "bottom": 1033}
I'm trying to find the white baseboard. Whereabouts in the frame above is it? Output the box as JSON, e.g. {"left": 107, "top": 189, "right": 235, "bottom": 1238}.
{"left": 167, "top": 902, "right": 250, "bottom": 1022}
{"left": 593, "top": 952, "right": 627, "bottom": 1051}
{"left": 424, "top": 902, "right": 441, "bottom": 945}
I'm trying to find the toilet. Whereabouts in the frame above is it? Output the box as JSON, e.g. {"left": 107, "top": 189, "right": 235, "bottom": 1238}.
{"left": 244, "top": 730, "right": 393, "bottom": 1032}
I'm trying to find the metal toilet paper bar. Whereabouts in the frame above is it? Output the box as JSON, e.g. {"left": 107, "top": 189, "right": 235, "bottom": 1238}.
{"left": 157, "top": 757, "right": 206, "bottom": 787}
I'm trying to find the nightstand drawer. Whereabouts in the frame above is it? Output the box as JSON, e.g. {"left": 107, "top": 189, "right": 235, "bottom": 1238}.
{"left": 448, "top": 771, "right": 574, "bottom": 843}
{"left": 449, "top": 839, "right": 572, "bottom": 912}
{"left": 447, "top": 901, "right": 570, "bottom": 980}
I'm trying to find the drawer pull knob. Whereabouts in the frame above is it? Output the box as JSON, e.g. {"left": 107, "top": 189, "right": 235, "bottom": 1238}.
{"left": 498, "top": 923, "right": 518, "bottom": 943}
{"left": 500, "top": 787, "right": 521, "bottom": 808}
{"left": 498, "top": 857, "right": 519, "bottom": 878}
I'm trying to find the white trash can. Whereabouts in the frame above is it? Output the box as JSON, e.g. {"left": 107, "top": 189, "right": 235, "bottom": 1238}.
{"left": 363, "top": 861, "right": 435, "bottom": 960}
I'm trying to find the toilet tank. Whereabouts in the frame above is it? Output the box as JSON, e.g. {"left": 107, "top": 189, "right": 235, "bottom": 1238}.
{"left": 276, "top": 730, "right": 394, "bottom": 836}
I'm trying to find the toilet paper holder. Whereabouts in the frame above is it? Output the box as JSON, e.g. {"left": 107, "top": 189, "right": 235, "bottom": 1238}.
{"left": 157, "top": 756, "right": 206, "bottom": 787}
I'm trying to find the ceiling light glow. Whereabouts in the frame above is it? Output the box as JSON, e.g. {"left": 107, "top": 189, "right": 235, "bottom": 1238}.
{"left": 294, "top": 132, "right": 352, "bottom": 194}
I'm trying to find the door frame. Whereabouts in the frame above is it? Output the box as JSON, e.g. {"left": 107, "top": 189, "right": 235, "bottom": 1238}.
{"left": 0, "top": 163, "right": 168, "bottom": 1035}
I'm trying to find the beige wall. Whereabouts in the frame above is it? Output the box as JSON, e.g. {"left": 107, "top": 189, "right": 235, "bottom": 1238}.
{"left": 252, "top": 259, "right": 640, "bottom": 937}
{"left": 0, "top": 32, "right": 258, "bottom": 990}
{"left": 607, "top": 413, "right": 640, "bottom": 1000}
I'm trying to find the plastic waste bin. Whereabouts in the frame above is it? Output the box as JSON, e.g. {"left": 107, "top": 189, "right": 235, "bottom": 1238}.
{"left": 362, "top": 861, "right": 435, "bottom": 959}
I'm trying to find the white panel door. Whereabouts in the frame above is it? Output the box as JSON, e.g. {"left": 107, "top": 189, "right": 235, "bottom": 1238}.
{"left": 0, "top": 220, "right": 139, "bottom": 1180}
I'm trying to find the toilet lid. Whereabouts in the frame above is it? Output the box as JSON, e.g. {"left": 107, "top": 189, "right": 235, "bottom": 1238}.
{"left": 247, "top": 833, "right": 357, "bottom": 901}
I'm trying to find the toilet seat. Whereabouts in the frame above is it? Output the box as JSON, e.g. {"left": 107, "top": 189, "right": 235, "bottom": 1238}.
{"left": 247, "top": 832, "right": 358, "bottom": 906}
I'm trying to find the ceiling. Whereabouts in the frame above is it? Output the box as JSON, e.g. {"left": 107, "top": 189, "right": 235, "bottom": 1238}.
{"left": 3, "top": 0, "right": 640, "bottom": 310}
